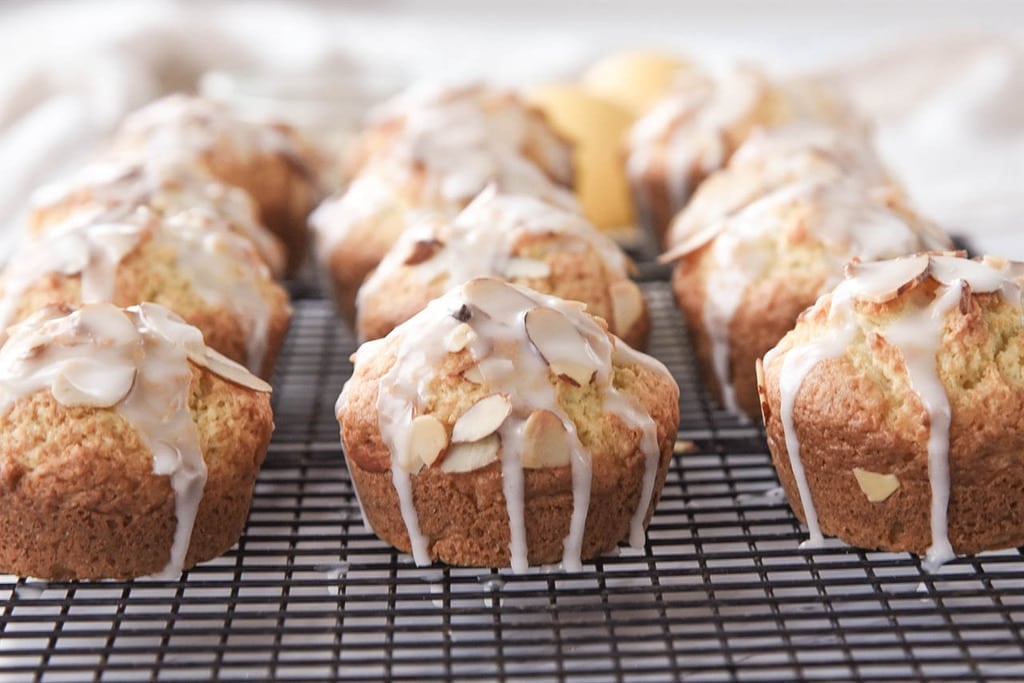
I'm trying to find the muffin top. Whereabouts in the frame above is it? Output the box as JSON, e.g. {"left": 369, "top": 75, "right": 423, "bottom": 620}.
{"left": 356, "top": 190, "right": 639, "bottom": 337}
{"left": 350, "top": 82, "right": 573, "bottom": 187}
{"left": 0, "top": 205, "right": 285, "bottom": 373}
{"left": 664, "top": 122, "right": 893, "bottom": 249}
{"left": 110, "top": 94, "right": 315, "bottom": 179}
{"left": 628, "top": 64, "right": 863, "bottom": 209}
{"left": 30, "top": 159, "right": 287, "bottom": 277}
{"left": 760, "top": 253, "right": 1024, "bottom": 567}
{"left": 0, "top": 302, "right": 270, "bottom": 577}
{"left": 311, "top": 149, "right": 578, "bottom": 258}
{"left": 338, "top": 278, "right": 678, "bottom": 570}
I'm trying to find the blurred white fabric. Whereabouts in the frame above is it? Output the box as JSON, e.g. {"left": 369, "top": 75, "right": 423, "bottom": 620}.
{"left": 0, "top": 0, "right": 1020, "bottom": 257}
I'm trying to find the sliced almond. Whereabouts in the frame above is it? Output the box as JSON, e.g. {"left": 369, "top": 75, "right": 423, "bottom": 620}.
{"left": 609, "top": 280, "right": 645, "bottom": 338}
{"left": 440, "top": 434, "right": 500, "bottom": 473}
{"left": 404, "top": 238, "right": 443, "bottom": 266}
{"left": 52, "top": 359, "right": 136, "bottom": 408}
{"left": 463, "top": 278, "right": 535, "bottom": 321}
{"left": 408, "top": 414, "right": 449, "bottom": 468}
{"left": 844, "top": 254, "right": 930, "bottom": 304}
{"left": 852, "top": 467, "right": 900, "bottom": 503}
{"left": 658, "top": 221, "right": 724, "bottom": 264}
{"left": 202, "top": 347, "right": 273, "bottom": 393}
{"left": 75, "top": 303, "right": 139, "bottom": 346}
{"left": 521, "top": 409, "right": 571, "bottom": 468}
{"left": 524, "top": 307, "right": 597, "bottom": 387}
{"left": 451, "top": 393, "right": 511, "bottom": 443}
{"left": 462, "top": 365, "right": 485, "bottom": 385}
{"left": 929, "top": 254, "right": 1004, "bottom": 293}
{"left": 446, "top": 323, "right": 477, "bottom": 353}
{"left": 504, "top": 257, "right": 550, "bottom": 279}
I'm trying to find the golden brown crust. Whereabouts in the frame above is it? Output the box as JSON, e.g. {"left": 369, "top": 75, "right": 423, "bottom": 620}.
{"left": 0, "top": 366, "right": 273, "bottom": 580}
{"left": 759, "top": 284, "right": 1024, "bottom": 555}
{"left": 339, "top": 330, "right": 678, "bottom": 567}
{"left": 672, "top": 249, "right": 828, "bottom": 419}
{"left": 0, "top": 240, "right": 290, "bottom": 379}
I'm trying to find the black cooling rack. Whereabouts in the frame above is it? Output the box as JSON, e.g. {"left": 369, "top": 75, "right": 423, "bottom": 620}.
{"left": 2, "top": 281, "right": 1023, "bottom": 683}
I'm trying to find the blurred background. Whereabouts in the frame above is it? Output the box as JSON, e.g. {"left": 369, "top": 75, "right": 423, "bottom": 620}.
{"left": 0, "top": 0, "right": 1021, "bottom": 257}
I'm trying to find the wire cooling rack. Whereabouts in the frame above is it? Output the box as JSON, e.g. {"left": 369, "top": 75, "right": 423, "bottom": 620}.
{"left": 1, "top": 280, "right": 1023, "bottom": 683}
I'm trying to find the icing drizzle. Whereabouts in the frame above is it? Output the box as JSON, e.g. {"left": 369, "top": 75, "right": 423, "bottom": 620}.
{"left": 0, "top": 205, "right": 280, "bottom": 374}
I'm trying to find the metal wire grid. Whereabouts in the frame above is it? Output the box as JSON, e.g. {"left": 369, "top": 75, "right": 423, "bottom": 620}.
{"left": 1, "top": 282, "right": 1023, "bottom": 682}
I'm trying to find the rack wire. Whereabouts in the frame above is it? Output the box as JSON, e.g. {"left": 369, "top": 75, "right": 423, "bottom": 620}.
{"left": 1, "top": 281, "right": 1023, "bottom": 682}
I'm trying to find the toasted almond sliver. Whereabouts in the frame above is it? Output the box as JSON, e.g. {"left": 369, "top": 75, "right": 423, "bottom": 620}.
{"left": 609, "top": 280, "right": 644, "bottom": 337}
{"left": 452, "top": 393, "right": 512, "bottom": 443}
{"left": 440, "top": 434, "right": 500, "bottom": 473}
{"left": 852, "top": 467, "right": 900, "bottom": 503}
{"left": 521, "top": 409, "right": 571, "bottom": 469}
{"left": 408, "top": 414, "right": 449, "bottom": 468}
{"left": 524, "top": 307, "right": 597, "bottom": 387}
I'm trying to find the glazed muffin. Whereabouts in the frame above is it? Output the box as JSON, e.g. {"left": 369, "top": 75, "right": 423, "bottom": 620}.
{"left": 337, "top": 278, "right": 679, "bottom": 571}
{"left": 626, "top": 65, "right": 859, "bottom": 247}
{"left": 356, "top": 190, "right": 648, "bottom": 348}
{"left": 663, "top": 122, "right": 893, "bottom": 250}
{"left": 0, "top": 302, "right": 273, "bottom": 579}
{"left": 346, "top": 82, "right": 573, "bottom": 188}
{"left": 311, "top": 149, "right": 578, "bottom": 322}
{"left": 28, "top": 158, "right": 287, "bottom": 278}
{"left": 108, "top": 94, "right": 321, "bottom": 273}
{"left": 0, "top": 205, "right": 291, "bottom": 378}
{"left": 758, "top": 254, "right": 1024, "bottom": 567}
{"left": 668, "top": 175, "right": 950, "bottom": 420}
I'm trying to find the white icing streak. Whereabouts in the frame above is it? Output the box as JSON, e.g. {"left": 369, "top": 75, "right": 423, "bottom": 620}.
{"left": 0, "top": 303, "right": 260, "bottom": 578}
{"left": 356, "top": 189, "right": 628, "bottom": 332}
{"left": 365, "top": 83, "right": 573, "bottom": 187}
{"left": 696, "top": 177, "right": 946, "bottom": 416}
{"left": 340, "top": 279, "right": 669, "bottom": 571}
{"left": 769, "top": 254, "right": 1024, "bottom": 565}
{"left": 31, "top": 159, "right": 286, "bottom": 278}
{"left": 0, "top": 206, "right": 278, "bottom": 375}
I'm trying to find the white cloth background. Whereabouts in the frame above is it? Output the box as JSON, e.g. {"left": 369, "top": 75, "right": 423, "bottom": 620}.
{"left": 0, "top": 0, "right": 1020, "bottom": 257}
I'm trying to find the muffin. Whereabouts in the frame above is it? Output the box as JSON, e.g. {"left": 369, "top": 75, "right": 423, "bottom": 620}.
{"left": 108, "top": 94, "right": 321, "bottom": 273}
{"left": 311, "top": 148, "right": 578, "bottom": 322}
{"left": 0, "top": 301, "right": 273, "bottom": 579}
{"left": 337, "top": 278, "right": 679, "bottom": 571}
{"left": 663, "top": 122, "right": 892, "bottom": 251}
{"left": 28, "top": 158, "right": 287, "bottom": 278}
{"left": 758, "top": 253, "right": 1024, "bottom": 567}
{"left": 0, "top": 205, "right": 291, "bottom": 378}
{"left": 668, "top": 175, "right": 950, "bottom": 419}
{"left": 356, "top": 189, "right": 648, "bottom": 348}
{"left": 346, "top": 82, "right": 573, "bottom": 188}
{"left": 626, "top": 65, "right": 859, "bottom": 247}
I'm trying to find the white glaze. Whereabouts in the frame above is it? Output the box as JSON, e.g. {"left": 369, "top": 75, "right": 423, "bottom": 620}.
{"left": 627, "top": 66, "right": 765, "bottom": 226}
{"left": 694, "top": 177, "right": 947, "bottom": 416}
{"left": 768, "top": 254, "right": 1024, "bottom": 564}
{"left": 365, "top": 82, "right": 573, "bottom": 187}
{"left": 356, "top": 189, "right": 632, "bottom": 339}
{"left": 31, "top": 159, "right": 287, "bottom": 278}
{"left": 338, "top": 279, "right": 672, "bottom": 572}
{"left": 113, "top": 94, "right": 308, "bottom": 176}
{"left": 0, "top": 206, "right": 280, "bottom": 374}
{"left": 0, "top": 302, "right": 270, "bottom": 578}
